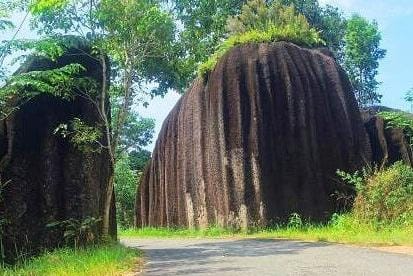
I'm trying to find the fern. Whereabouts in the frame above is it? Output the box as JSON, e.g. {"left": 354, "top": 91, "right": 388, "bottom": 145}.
{"left": 0, "top": 64, "right": 97, "bottom": 119}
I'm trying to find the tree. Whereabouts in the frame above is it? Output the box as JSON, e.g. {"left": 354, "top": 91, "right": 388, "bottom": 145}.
{"left": 129, "top": 149, "right": 151, "bottom": 172}
{"left": 114, "top": 112, "right": 154, "bottom": 228}
{"left": 405, "top": 88, "right": 413, "bottom": 113}
{"left": 344, "top": 15, "right": 386, "bottom": 107}
{"left": 8, "top": 0, "right": 180, "bottom": 237}
{"left": 168, "top": 0, "right": 245, "bottom": 85}
{"left": 114, "top": 154, "right": 137, "bottom": 229}
{"left": 169, "top": 0, "right": 347, "bottom": 84}
{"left": 274, "top": 0, "right": 346, "bottom": 59}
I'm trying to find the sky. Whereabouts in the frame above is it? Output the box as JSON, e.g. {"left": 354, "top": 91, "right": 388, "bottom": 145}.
{"left": 2, "top": 0, "right": 413, "bottom": 151}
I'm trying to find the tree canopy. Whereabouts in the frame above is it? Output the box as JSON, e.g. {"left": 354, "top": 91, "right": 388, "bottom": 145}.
{"left": 344, "top": 15, "right": 386, "bottom": 106}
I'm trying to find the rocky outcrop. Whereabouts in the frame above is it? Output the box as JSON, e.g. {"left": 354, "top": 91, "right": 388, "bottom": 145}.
{"left": 136, "top": 42, "right": 371, "bottom": 229}
{"left": 0, "top": 43, "right": 116, "bottom": 262}
{"left": 362, "top": 108, "right": 413, "bottom": 166}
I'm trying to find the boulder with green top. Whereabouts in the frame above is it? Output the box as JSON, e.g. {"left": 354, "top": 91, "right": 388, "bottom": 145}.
{"left": 135, "top": 42, "right": 371, "bottom": 229}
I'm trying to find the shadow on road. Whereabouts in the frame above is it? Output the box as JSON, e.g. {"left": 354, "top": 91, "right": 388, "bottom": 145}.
{"left": 134, "top": 239, "right": 330, "bottom": 275}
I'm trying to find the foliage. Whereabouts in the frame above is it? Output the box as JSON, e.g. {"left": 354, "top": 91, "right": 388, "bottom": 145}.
{"left": 114, "top": 154, "right": 138, "bottom": 229}
{"left": 378, "top": 111, "right": 413, "bottom": 146}
{"left": 338, "top": 162, "right": 413, "bottom": 227}
{"left": 112, "top": 108, "right": 154, "bottom": 228}
{"left": 169, "top": 0, "right": 245, "bottom": 86}
{"left": 404, "top": 87, "right": 413, "bottom": 113}
{"left": 129, "top": 149, "right": 151, "bottom": 171}
{"left": 351, "top": 162, "right": 413, "bottom": 226}
{"left": 274, "top": 0, "right": 347, "bottom": 61}
{"left": 97, "top": 0, "right": 182, "bottom": 95}
{"left": 0, "top": 63, "right": 94, "bottom": 119}
{"left": 198, "top": 1, "right": 323, "bottom": 77}
{"left": 6, "top": 38, "right": 65, "bottom": 62}
{"left": 344, "top": 15, "right": 386, "bottom": 107}
{"left": 113, "top": 110, "right": 155, "bottom": 154}
{"left": 287, "top": 213, "right": 303, "bottom": 229}
{"left": 47, "top": 217, "right": 102, "bottom": 248}
{"left": 169, "top": 0, "right": 347, "bottom": 84}
{"left": 30, "top": 0, "right": 69, "bottom": 14}
{"left": 337, "top": 168, "right": 372, "bottom": 193}
{"left": 0, "top": 243, "right": 141, "bottom": 276}
{"left": 54, "top": 118, "right": 103, "bottom": 153}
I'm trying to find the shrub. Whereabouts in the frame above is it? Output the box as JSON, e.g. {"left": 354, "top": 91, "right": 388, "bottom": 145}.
{"left": 198, "top": 0, "right": 324, "bottom": 78}
{"left": 342, "top": 162, "right": 413, "bottom": 226}
{"left": 287, "top": 213, "right": 303, "bottom": 229}
{"left": 378, "top": 111, "right": 413, "bottom": 146}
{"left": 47, "top": 217, "right": 102, "bottom": 248}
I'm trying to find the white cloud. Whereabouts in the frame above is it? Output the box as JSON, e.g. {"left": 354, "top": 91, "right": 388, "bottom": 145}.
{"left": 318, "top": 0, "right": 413, "bottom": 28}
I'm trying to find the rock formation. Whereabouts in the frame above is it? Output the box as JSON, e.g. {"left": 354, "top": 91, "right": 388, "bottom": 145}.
{"left": 0, "top": 43, "right": 116, "bottom": 262}
{"left": 136, "top": 42, "right": 371, "bottom": 229}
{"left": 362, "top": 108, "right": 413, "bottom": 166}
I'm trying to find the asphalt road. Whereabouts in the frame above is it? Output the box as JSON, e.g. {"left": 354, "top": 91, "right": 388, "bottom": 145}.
{"left": 122, "top": 238, "right": 413, "bottom": 276}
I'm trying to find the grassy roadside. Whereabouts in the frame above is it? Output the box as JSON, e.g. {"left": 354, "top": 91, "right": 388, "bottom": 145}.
{"left": 0, "top": 243, "right": 142, "bottom": 276}
{"left": 120, "top": 215, "right": 413, "bottom": 247}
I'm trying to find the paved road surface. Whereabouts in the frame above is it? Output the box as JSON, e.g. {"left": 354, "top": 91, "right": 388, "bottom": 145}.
{"left": 122, "top": 238, "right": 413, "bottom": 276}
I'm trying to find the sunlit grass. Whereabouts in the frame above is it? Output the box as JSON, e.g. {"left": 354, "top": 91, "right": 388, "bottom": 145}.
{"left": 0, "top": 243, "right": 142, "bottom": 276}
{"left": 121, "top": 225, "right": 238, "bottom": 239}
{"left": 121, "top": 215, "right": 413, "bottom": 247}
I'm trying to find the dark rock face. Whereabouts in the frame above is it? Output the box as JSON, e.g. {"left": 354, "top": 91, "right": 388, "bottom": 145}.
{"left": 0, "top": 46, "right": 116, "bottom": 262}
{"left": 362, "top": 109, "right": 413, "bottom": 166}
{"left": 136, "top": 42, "right": 371, "bottom": 229}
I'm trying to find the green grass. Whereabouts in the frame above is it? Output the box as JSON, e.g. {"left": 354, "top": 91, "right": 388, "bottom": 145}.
{"left": 121, "top": 226, "right": 239, "bottom": 239}
{"left": 0, "top": 243, "right": 142, "bottom": 276}
{"left": 121, "top": 215, "right": 413, "bottom": 247}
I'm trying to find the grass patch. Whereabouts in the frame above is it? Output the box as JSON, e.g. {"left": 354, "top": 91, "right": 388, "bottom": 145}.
{"left": 121, "top": 226, "right": 238, "bottom": 239}
{"left": 0, "top": 243, "right": 142, "bottom": 276}
{"left": 121, "top": 215, "right": 413, "bottom": 247}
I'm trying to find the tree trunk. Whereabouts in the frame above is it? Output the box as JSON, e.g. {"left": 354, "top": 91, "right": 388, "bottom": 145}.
{"left": 101, "top": 54, "right": 134, "bottom": 238}
{"left": 99, "top": 55, "right": 116, "bottom": 239}
{"left": 102, "top": 172, "right": 115, "bottom": 237}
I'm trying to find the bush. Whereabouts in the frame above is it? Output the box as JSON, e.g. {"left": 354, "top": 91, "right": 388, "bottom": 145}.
{"left": 198, "top": 0, "right": 324, "bottom": 78}
{"left": 378, "top": 111, "right": 413, "bottom": 146}
{"left": 345, "top": 162, "right": 413, "bottom": 226}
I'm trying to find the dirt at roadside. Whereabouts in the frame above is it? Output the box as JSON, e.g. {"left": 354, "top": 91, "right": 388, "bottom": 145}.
{"left": 373, "top": 246, "right": 413, "bottom": 256}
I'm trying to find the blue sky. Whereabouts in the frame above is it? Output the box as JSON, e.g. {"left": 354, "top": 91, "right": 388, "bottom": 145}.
{"left": 2, "top": 1, "right": 412, "bottom": 151}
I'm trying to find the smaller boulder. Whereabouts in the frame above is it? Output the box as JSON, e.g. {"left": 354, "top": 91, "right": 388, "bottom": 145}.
{"left": 362, "top": 107, "right": 413, "bottom": 166}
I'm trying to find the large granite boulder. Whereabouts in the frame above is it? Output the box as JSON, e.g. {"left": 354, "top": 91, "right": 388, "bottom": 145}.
{"left": 0, "top": 43, "right": 116, "bottom": 262}
{"left": 135, "top": 42, "right": 371, "bottom": 229}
